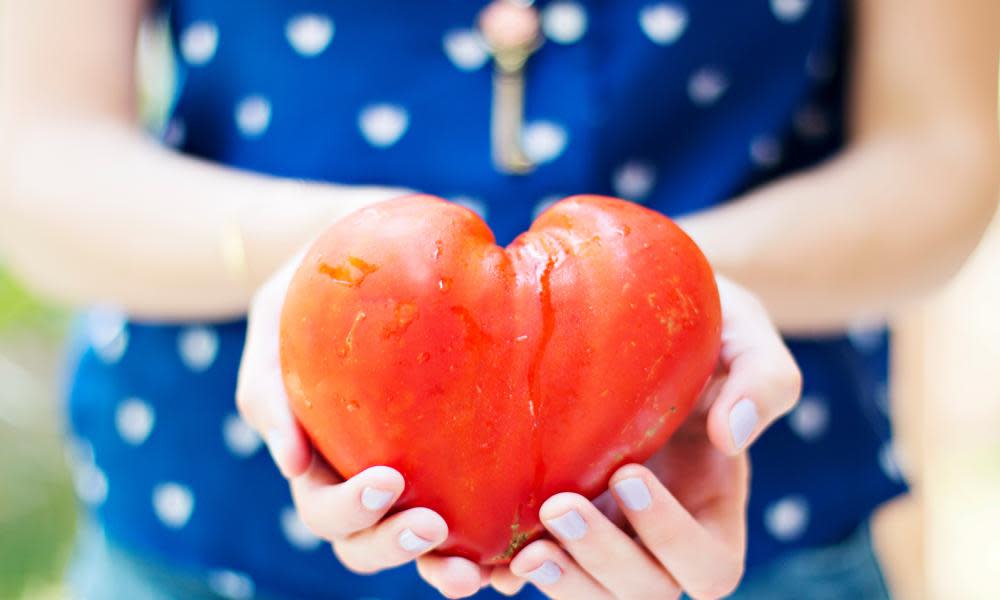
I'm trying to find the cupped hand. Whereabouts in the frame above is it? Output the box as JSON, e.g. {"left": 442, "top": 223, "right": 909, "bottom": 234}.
{"left": 236, "top": 252, "right": 451, "bottom": 576}
{"left": 421, "top": 277, "right": 801, "bottom": 599}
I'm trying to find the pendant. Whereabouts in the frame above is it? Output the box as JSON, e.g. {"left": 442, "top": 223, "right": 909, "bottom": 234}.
{"left": 479, "top": 0, "right": 542, "bottom": 174}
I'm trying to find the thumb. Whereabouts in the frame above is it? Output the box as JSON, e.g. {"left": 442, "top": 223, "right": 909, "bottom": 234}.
{"left": 705, "top": 278, "right": 802, "bottom": 455}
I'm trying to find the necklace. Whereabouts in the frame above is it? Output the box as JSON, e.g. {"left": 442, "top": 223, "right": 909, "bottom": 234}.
{"left": 478, "top": 0, "right": 543, "bottom": 174}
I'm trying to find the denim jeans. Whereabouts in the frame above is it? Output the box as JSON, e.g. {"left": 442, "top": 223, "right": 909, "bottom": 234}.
{"left": 70, "top": 520, "right": 891, "bottom": 599}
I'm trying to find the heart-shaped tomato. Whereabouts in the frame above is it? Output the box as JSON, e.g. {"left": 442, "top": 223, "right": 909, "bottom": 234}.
{"left": 280, "top": 195, "right": 721, "bottom": 564}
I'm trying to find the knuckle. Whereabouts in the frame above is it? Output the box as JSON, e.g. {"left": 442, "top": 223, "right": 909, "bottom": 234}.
{"left": 332, "top": 541, "right": 380, "bottom": 575}
{"left": 234, "top": 386, "right": 252, "bottom": 416}
{"left": 688, "top": 558, "right": 744, "bottom": 599}
{"left": 763, "top": 355, "right": 802, "bottom": 415}
{"left": 296, "top": 504, "right": 329, "bottom": 540}
{"left": 638, "top": 588, "right": 681, "bottom": 600}
{"left": 295, "top": 497, "right": 349, "bottom": 541}
{"left": 777, "top": 359, "right": 804, "bottom": 410}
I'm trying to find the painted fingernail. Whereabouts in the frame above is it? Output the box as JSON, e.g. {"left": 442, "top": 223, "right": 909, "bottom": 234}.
{"left": 361, "top": 487, "right": 394, "bottom": 511}
{"left": 729, "top": 398, "right": 759, "bottom": 451}
{"left": 614, "top": 477, "right": 652, "bottom": 511}
{"left": 265, "top": 428, "right": 291, "bottom": 476}
{"left": 545, "top": 510, "right": 587, "bottom": 541}
{"left": 398, "top": 528, "right": 433, "bottom": 553}
{"left": 524, "top": 560, "right": 562, "bottom": 586}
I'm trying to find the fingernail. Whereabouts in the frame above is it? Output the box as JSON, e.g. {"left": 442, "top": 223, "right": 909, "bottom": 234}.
{"left": 729, "top": 398, "right": 759, "bottom": 451}
{"left": 524, "top": 560, "right": 561, "bottom": 586}
{"left": 545, "top": 510, "right": 587, "bottom": 541}
{"left": 613, "top": 477, "right": 652, "bottom": 511}
{"left": 398, "top": 528, "right": 433, "bottom": 553}
{"left": 265, "top": 428, "right": 291, "bottom": 476}
{"left": 361, "top": 487, "right": 394, "bottom": 511}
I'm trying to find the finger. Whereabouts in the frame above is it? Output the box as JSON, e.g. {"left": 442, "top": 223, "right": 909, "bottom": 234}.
{"left": 236, "top": 359, "right": 313, "bottom": 478}
{"left": 508, "top": 540, "right": 615, "bottom": 600}
{"left": 333, "top": 507, "right": 448, "bottom": 574}
{"left": 416, "top": 555, "right": 490, "bottom": 599}
{"left": 489, "top": 567, "right": 527, "bottom": 596}
{"left": 707, "top": 277, "right": 802, "bottom": 454}
{"left": 236, "top": 257, "right": 313, "bottom": 478}
{"left": 290, "top": 459, "right": 405, "bottom": 540}
{"left": 538, "top": 493, "right": 680, "bottom": 599}
{"left": 610, "top": 464, "right": 746, "bottom": 600}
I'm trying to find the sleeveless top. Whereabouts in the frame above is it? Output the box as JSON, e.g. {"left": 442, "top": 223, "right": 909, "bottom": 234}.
{"left": 66, "top": 2, "right": 907, "bottom": 598}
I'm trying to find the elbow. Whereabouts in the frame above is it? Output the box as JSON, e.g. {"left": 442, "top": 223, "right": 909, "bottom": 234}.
{"left": 929, "top": 122, "right": 1000, "bottom": 286}
{"left": 914, "top": 123, "right": 1000, "bottom": 292}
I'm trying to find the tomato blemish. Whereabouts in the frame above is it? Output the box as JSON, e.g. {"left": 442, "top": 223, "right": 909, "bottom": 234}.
{"left": 319, "top": 256, "right": 379, "bottom": 287}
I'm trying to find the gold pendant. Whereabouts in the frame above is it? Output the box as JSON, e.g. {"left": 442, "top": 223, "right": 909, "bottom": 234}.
{"left": 479, "top": 1, "right": 542, "bottom": 174}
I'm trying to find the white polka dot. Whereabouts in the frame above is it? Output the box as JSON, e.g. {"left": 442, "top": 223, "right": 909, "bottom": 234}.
{"left": 786, "top": 395, "right": 829, "bottom": 441}
{"left": 451, "top": 196, "right": 489, "bottom": 220}
{"left": 65, "top": 436, "right": 95, "bottom": 470}
{"left": 88, "top": 308, "right": 129, "bottom": 365}
{"left": 281, "top": 506, "right": 322, "bottom": 551}
{"left": 749, "top": 135, "right": 782, "bottom": 168}
{"left": 542, "top": 2, "right": 588, "bottom": 45}
{"left": 846, "top": 321, "right": 884, "bottom": 353}
{"left": 442, "top": 29, "right": 489, "bottom": 72}
{"left": 532, "top": 195, "right": 563, "bottom": 221}
{"left": 286, "top": 13, "right": 334, "bottom": 57}
{"left": 207, "top": 569, "right": 255, "bottom": 600}
{"left": 162, "top": 118, "right": 186, "bottom": 148}
{"left": 771, "top": 0, "right": 812, "bottom": 23}
{"left": 806, "top": 52, "right": 835, "bottom": 81}
{"left": 116, "top": 398, "right": 155, "bottom": 446}
{"left": 793, "top": 104, "right": 830, "bottom": 139}
{"left": 234, "top": 96, "right": 272, "bottom": 138}
{"left": 879, "top": 441, "right": 904, "bottom": 482}
{"left": 687, "top": 67, "right": 729, "bottom": 106}
{"left": 180, "top": 21, "right": 219, "bottom": 66}
{"left": 612, "top": 161, "right": 657, "bottom": 201}
{"left": 222, "top": 414, "right": 263, "bottom": 458}
{"left": 359, "top": 104, "right": 409, "bottom": 148}
{"left": 178, "top": 326, "right": 220, "bottom": 372}
{"left": 522, "top": 121, "right": 568, "bottom": 164}
{"left": 764, "top": 495, "right": 810, "bottom": 541}
{"left": 639, "top": 3, "right": 688, "bottom": 46}
{"left": 153, "top": 482, "right": 195, "bottom": 529}
{"left": 74, "top": 463, "right": 108, "bottom": 507}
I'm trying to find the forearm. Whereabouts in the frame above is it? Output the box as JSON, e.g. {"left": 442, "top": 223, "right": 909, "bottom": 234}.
{"left": 0, "top": 116, "right": 403, "bottom": 320}
{"left": 681, "top": 128, "right": 998, "bottom": 334}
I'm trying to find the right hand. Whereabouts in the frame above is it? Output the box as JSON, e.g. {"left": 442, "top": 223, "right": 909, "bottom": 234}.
{"left": 236, "top": 251, "right": 486, "bottom": 590}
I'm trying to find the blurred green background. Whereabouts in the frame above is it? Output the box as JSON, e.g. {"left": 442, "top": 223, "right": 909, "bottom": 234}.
{"left": 0, "top": 14, "right": 172, "bottom": 599}
{"left": 0, "top": 271, "right": 75, "bottom": 599}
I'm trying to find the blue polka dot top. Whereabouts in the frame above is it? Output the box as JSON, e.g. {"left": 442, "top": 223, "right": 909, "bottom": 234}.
{"left": 66, "top": 1, "right": 907, "bottom": 598}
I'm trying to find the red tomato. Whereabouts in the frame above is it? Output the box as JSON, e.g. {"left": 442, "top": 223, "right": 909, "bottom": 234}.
{"left": 280, "top": 195, "right": 721, "bottom": 564}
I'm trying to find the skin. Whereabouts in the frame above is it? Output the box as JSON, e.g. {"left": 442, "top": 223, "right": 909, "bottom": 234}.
{"left": 240, "top": 267, "right": 798, "bottom": 599}
{"left": 0, "top": 0, "right": 995, "bottom": 597}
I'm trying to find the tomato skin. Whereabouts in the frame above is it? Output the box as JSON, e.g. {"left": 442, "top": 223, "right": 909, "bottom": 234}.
{"left": 280, "top": 195, "right": 721, "bottom": 564}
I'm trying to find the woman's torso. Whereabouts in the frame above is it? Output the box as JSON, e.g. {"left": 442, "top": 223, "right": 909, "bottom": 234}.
{"left": 67, "top": 1, "right": 906, "bottom": 598}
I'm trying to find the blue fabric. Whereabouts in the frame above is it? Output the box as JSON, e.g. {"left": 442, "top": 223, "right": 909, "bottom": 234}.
{"left": 65, "top": 1, "right": 907, "bottom": 598}
{"left": 69, "top": 518, "right": 889, "bottom": 600}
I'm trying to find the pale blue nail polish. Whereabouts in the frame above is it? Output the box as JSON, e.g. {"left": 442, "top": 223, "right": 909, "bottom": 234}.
{"left": 525, "top": 560, "right": 561, "bottom": 586}
{"left": 398, "top": 528, "right": 433, "bottom": 553}
{"left": 614, "top": 477, "right": 652, "bottom": 511}
{"left": 729, "top": 398, "right": 759, "bottom": 450}
{"left": 361, "top": 487, "right": 394, "bottom": 511}
{"left": 545, "top": 510, "right": 587, "bottom": 541}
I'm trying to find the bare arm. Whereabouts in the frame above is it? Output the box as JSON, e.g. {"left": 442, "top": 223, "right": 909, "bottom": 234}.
{"left": 679, "top": 0, "right": 1000, "bottom": 334}
{"left": 0, "top": 0, "right": 402, "bottom": 321}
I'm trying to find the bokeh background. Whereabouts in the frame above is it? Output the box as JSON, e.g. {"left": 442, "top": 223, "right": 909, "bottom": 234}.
{"left": 1, "top": 12, "right": 998, "bottom": 600}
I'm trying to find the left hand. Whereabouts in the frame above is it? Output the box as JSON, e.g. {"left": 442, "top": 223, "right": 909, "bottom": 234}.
{"left": 417, "top": 277, "right": 802, "bottom": 599}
